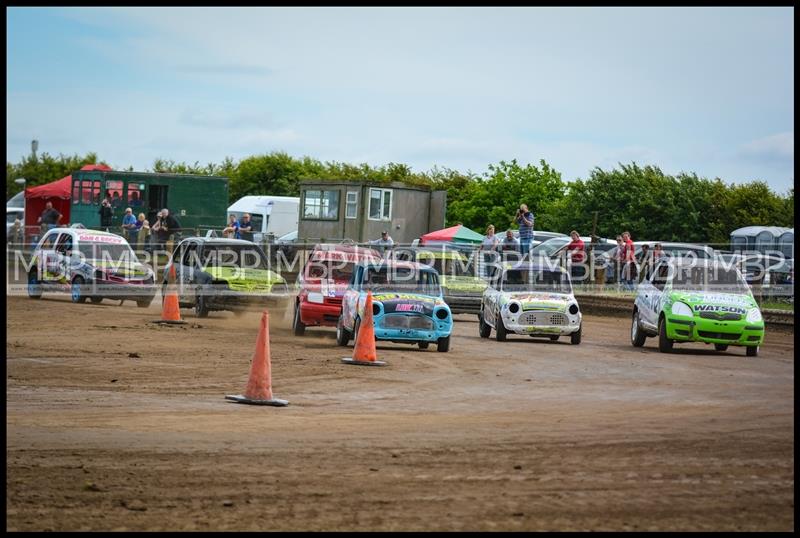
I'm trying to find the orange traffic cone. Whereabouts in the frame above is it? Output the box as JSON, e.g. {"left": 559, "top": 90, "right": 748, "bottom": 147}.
{"left": 151, "top": 264, "right": 186, "bottom": 325}
{"left": 225, "top": 311, "right": 288, "bottom": 406}
{"left": 342, "top": 291, "right": 387, "bottom": 367}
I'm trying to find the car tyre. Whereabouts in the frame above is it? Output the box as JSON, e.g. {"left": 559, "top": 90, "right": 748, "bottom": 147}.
{"left": 631, "top": 309, "right": 647, "bottom": 347}
{"left": 714, "top": 343, "right": 729, "bottom": 352}
{"left": 495, "top": 313, "right": 507, "bottom": 342}
{"left": 136, "top": 299, "right": 152, "bottom": 308}
{"left": 27, "top": 269, "right": 42, "bottom": 299}
{"left": 549, "top": 335, "right": 559, "bottom": 341}
{"left": 352, "top": 317, "right": 362, "bottom": 347}
{"left": 71, "top": 276, "right": 88, "bottom": 304}
{"left": 437, "top": 336, "right": 450, "bottom": 352}
{"left": 293, "top": 303, "right": 306, "bottom": 336}
{"left": 91, "top": 296, "right": 104, "bottom": 304}
{"left": 746, "top": 345, "right": 759, "bottom": 357}
{"left": 658, "top": 316, "right": 673, "bottom": 353}
{"left": 478, "top": 311, "right": 491, "bottom": 338}
{"left": 335, "top": 315, "right": 351, "bottom": 347}
{"left": 195, "top": 289, "right": 210, "bottom": 318}
{"left": 570, "top": 325, "right": 582, "bottom": 345}
{"left": 418, "top": 342, "right": 430, "bottom": 350}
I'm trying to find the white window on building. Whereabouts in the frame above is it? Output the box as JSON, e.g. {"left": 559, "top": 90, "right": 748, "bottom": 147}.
{"left": 302, "top": 190, "right": 340, "bottom": 220}
{"left": 345, "top": 191, "right": 358, "bottom": 219}
{"left": 368, "top": 188, "right": 392, "bottom": 221}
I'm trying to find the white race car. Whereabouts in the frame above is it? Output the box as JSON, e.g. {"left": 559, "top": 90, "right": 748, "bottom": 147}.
{"left": 479, "top": 261, "right": 582, "bottom": 344}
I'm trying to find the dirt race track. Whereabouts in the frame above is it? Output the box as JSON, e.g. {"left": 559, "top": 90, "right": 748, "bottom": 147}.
{"left": 6, "top": 293, "right": 795, "bottom": 531}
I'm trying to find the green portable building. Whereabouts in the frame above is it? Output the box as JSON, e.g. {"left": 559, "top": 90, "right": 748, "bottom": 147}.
{"left": 69, "top": 169, "right": 229, "bottom": 234}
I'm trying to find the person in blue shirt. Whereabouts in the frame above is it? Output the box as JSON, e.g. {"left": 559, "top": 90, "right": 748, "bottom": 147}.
{"left": 122, "top": 207, "right": 138, "bottom": 243}
{"left": 515, "top": 204, "right": 535, "bottom": 257}
{"left": 222, "top": 214, "right": 240, "bottom": 239}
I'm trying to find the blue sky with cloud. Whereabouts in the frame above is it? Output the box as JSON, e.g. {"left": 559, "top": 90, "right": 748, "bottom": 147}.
{"left": 6, "top": 7, "right": 794, "bottom": 193}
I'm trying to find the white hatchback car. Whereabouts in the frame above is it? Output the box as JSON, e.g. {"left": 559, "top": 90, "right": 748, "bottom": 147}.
{"left": 479, "top": 261, "right": 582, "bottom": 343}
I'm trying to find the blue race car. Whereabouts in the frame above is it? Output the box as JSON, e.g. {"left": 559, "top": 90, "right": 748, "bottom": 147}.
{"left": 336, "top": 260, "right": 453, "bottom": 352}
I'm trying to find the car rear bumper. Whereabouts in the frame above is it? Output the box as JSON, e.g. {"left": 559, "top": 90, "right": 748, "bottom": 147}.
{"left": 299, "top": 301, "right": 342, "bottom": 326}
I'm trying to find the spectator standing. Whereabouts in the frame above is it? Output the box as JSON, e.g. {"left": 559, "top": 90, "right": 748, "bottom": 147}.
{"left": 566, "top": 230, "right": 586, "bottom": 283}
{"left": 369, "top": 230, "right": 394, "bottom": 257}
{"left": 135, "top": 213, "right": 149, "bottom": 251}
{"left": 122, "top": 207, "right": 137, "bottom": 242}
{"left": 222, "top": 214, "right": 239, "bottom": 239}
{"left": 479, "top": 225, "right": 499, "bottom": 278}
{"left": 637, "top": 243, "right": 652, "bottom": 282}
{"left": 499, "top": 229, "right": 520, "bottom": 253}
{"left": 238, "top": 213, "right": 254, "bottom": 241}
{"left": 160, "top": 208, "right": 182, "bottom": 252}
{"left": 652, "top": 243, "right": 666, "bottom": 260}
{"left": 515, "top": 204, "right": 534, "bottom": 258}
{"left": 38, "top": 201, "right": 62, "bottom": 233}
{"left": 149, "top": 210, "right": 163, "bottom": 252}
{"left": 98, "top": 199, "right": 114, "bottom": 232}
{"left": 621, "top": 231, "right": 636, "bottom": 291}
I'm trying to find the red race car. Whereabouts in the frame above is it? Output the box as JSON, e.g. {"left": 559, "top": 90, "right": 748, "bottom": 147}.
{"left": 292, "top": 243, "right": 381, "bottom": 335}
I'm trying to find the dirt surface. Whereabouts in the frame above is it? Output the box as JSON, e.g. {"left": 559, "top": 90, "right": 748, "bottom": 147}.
{"left": 6, "top": 293, "right": 795, "bottom": 531}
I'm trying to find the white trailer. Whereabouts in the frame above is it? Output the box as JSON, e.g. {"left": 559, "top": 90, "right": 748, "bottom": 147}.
{"left": 227, "top": 195, "right": 299, "bottom": 242}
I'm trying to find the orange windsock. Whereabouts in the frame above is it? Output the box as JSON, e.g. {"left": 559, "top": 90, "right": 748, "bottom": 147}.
{"left": 342, "top": 291, "right": 386, "bottom": 367}
{"left": 225, "top": 310, "right": 288, "bottom": 406}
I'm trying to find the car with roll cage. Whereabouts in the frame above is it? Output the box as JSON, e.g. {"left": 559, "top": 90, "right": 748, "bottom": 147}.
{"left": 336, "top": 259, "right": 454, "bottom": 352}
{"left": 164, "top": 237, "right": 290, "bottom": 317}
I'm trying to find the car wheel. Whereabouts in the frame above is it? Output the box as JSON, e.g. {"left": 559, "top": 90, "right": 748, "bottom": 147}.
{"left": 631, "top": 309, "right": 647, "bottom": 347}
{"left": 90, "top": 296, "right": 104, "bottom": 304}
{"left": 71, "top": 276, "right": 87, "bottom": 304}
{"left": 195, "top": 290, "right": 209, "bottom": 318}
{"left": 746, "top": 345, "right": 759, "bottom": 357}
{"left": 437, "top": 336, "right": 450, "bottom": 352}
{"left": 353, "top": 317, "right": 361, "bottom": 347}
{"left": 714, "top": 343, "right": 729, "bottom": 352}
{"left": 293, "top": 303, "right": 306, "bottom": 336}
{"left": 27, "top": 269, "right": 42, "bottom": 299}
{"left": 658, "top": 316, "right": 673, "bottom": 353}
{"left": 335, "top": 315, "right": 351, "bottom": 347}
{"left": 570, "top": 325, "right": 582, "bottom": 345}
{"left": 495, "top": 313, "right": 507, "bottom": 342}
{"left": 478, "top": 311, "right": 491, "bottom": 338}
{"left": 549, "top": 335, "right": 559, "bottom": 341}
{"left": 137, "top": 299, "right": 152, "bottom": 308}
{"left": 418, "top": 342, "right": 430, "bottom": 350}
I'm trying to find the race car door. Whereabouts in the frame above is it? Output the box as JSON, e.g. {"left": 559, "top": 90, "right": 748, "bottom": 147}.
{"left": 640, "top": 263, "right": 669, "bottom": 330}
{"left": 175, "top": 241, "right": 199, "bottom": 303}
{"left": 37, "top": 231, "right": 62, "bottom": 283}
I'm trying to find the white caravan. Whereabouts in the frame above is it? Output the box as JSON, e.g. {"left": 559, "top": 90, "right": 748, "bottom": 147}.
{"left": 226, "top": 196, "right": 299, "bottom": 242}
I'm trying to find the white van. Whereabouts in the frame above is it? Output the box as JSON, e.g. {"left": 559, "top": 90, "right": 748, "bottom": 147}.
{"left": 227, "top": 195, "right": 299, "bottom": 242}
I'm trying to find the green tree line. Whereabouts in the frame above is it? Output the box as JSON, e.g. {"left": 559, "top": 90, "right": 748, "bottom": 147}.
{"left": 7, "top": 151, "right": 793, "bottom": 245}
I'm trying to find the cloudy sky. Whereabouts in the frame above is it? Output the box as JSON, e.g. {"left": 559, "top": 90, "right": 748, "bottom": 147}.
{"left": 6, "top": 7, "right": 794, "bottom": 193}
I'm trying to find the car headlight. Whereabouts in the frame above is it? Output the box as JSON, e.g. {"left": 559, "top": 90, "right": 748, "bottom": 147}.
{"left": 307, "top": 292, "right": 324, "bottom": 304}
{"left": 671, "top": 301, "right": 693, "bottom": 317}
{"left": 746, "top": 308, "right": 763, "bottom": 323}
{"left": 508, "top": 301, "right": 521, "bottom": 314}
{"left": 568, "top": 303, "right": 579, "bottom": 315}
{"left": 434, "top": 307, "right": 449, "bottom": 320}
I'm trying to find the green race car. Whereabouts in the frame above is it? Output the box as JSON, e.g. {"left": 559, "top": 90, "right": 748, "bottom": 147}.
{"left": 165, "top": 237, "right": 290, "bottom": 317}
{"left": 632, "top": 258, "right": 765, "bottom": 356}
